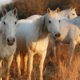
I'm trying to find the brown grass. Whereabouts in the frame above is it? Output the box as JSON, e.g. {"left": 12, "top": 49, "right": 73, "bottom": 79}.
{"left": 1, "top": 44, "right": 80, "bottom": 80}
{"left": 13, "top": 0, "right": 50, "bottom": 19}
{"left": 44, "top": 44, "right": 80, "bottom": 80}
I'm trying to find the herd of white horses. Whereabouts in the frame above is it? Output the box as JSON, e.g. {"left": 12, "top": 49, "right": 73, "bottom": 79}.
{"left": 0, "top": 7, "right": 80, "bottom": 80}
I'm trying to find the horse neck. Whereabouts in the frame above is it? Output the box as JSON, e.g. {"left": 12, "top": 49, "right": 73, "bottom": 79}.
{"left": 39, "top": 15, "right": 49, "bottom": 40}
{"left": 33, "top": 15, "right": 49, "bottom": 41}
{"left": 59, "top": 20, "right": 68, "bottom": 33}
{"left": 29, "top": 16, "right": 44, "bottom": 42}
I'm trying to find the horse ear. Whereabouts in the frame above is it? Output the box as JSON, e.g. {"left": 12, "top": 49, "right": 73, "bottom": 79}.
{"left": 70, "top": 7, "right": 76, "bottom": 10}
{"left": 47, "top": 8, "right": 51, "bottom": 13}
{"left": 70, "top": 7, "right": 74, "bottom": 10}
{"left": 2, "top": 8, "right": 7, "bottom": 16}
{"left": 72, "top": 8, "right": 76, "bottom": 11}
{"left": 13, "top": 8, "right": 17, "bottom": 16}
{"left": 56, "top": 8, "right": 61, "bottom": 13}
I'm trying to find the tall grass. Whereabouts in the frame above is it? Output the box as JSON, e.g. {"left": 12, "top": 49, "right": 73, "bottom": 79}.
{"left": 44, "top": 44, "right": 80, "bottom": 80}
{"left": 14, "top": 0, "right": 50, "bottom": 19}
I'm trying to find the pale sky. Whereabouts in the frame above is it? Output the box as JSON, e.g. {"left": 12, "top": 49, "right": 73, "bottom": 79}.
{"left": 0, "top": 0, "right": 13, "bottom": 5}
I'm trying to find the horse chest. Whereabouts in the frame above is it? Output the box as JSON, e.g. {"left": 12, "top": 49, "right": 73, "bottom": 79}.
{"left": 29, "top": 35, "right": 49, "bottom": 54}
{"left": 0, "top": 42, "right": 16, "bottom": 59}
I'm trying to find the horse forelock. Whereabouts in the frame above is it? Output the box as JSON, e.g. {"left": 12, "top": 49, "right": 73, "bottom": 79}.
{"left": 1, "top": 11, "right": 16, "bottom": 22}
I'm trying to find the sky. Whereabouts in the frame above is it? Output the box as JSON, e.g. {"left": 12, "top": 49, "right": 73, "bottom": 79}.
{"left": 0, "top": 0, "right": 13, "bottom": 6}
{"left": 0, "top": 0, "right": 13, "bottom": 10}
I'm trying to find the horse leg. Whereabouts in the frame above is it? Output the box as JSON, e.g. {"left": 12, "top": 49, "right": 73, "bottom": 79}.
{"left": 28, "top": 51, "right": 34, "bottom": 80}
{"left": 69, "top": 41, "right": 76, "bottom": 64}
{"left": 7, "top": 54, "right": 14, "bottom": 80}
{"left": 53, "top": 45, "right": 57, "bottom": 58}
{"left": 16, "top": 53, "right": 21, "bottom": 76}
{"left": 24, "top": 54, "right": 28, "bottom": 75}
{"left": 39, "top": 51, "right": 46, "bottom": 80}
{"left": 0, "top": 60, "right": 2, "bottom": 80}
{"left": 53, "top": 41, "right": 59, "bottom": 58}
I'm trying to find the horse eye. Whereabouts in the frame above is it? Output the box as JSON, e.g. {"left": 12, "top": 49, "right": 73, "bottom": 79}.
{"left": 49, "top": 20, "right": 51, "bottom": 23}
{"left": 3, "top": 21, "right": 6, "bottom": 25}
{"left": 15, "top": 21, "right": 17, "bottom": 24}
{"left": 72, "top": 13, "right": 75, "bottom": 15}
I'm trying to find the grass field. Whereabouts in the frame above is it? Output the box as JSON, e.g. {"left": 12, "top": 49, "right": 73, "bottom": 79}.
{"left": 1, "top": 43, "right": 80, "bottom": 80}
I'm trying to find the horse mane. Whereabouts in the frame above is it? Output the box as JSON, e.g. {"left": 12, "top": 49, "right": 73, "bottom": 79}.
{"left": 37, "top": 15, "right": 49, "bottom": 40}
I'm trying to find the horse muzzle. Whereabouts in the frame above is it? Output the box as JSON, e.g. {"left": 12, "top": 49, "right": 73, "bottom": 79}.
{"left": 54, "top": 32, "right": 61, "bottom": 38}
{"left": 7, "top": 37, "right": 15, "bottom": 46}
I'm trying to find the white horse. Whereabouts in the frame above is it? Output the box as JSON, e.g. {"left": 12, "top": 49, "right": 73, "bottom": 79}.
{"left": 68, "top": 16, "right": 80, "bottom": 27}
{"left": 58, "top": 8, "right": 77, "bottom": 19}
{"left": 16, "top": 15, "right": 50, "bottom": 80}
{"left": 0, "top": 8, "right": 17, "bottom": 80}
{"left": 16, "top": 8, "right": 77, "bottom": 79}
{"left": 44, "top": 8, "right": 80, "bottom": 64}
{"left": 48, "top": 8, "right": 77, "bottom": 20}
{"left": 46, "top": 8, "right": 77, "bottom": 57}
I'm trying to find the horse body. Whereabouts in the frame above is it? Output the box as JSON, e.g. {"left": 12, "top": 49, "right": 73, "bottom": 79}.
{"left": 56, "top": 19, "right": 80, "bottom": 43}
{"left": 16, "top": 15, "right": 41, "bottom": 51}
{"left": 16, "top": 15, "right": 44, "bottom": 51}
{"left": 69, "top": 16, "right": 80, "bottom": 27}
{"left": 0, "top": 9, "right": 17, "bottom": 80}
{"left": 16, "top": 8, "right": 78, "bottom": 79}
{"left": 16, "top": 17, "right": 41, "bottom": 43}
{"left": 59, "top": 8, "right": 77, "bottom": 19}
{"left": 56, "top": 19, "right": 80, "bottom": 63}
{"left": 45, "top": 8, "right": 80, "bottom": 63}
{"left": 16, "top": 15, "right": 50, "bottom": 80}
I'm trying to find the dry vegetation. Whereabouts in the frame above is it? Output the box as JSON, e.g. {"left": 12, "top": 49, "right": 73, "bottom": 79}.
{"left": 14, "top": 0, "right": 50, "bottom": 19}
{"left": 1, "top": 0, "right": 80, "bottom": 80}
{"left": 2, "top": 44, "right": 80, "bottom": 80}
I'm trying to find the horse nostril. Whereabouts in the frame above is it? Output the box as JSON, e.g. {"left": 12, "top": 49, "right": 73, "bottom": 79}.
{"left": 7, "top": 38, "right": 10, "bottom": 43}
{"left": 7, "top": 38, "right": 15, "bottom": 45}
{"left": 13, "top": 38, "right": 15, "bottom": 42}
{"left": 55, "top": 33, "right": 60, "bottom": 37}
{"left": 58, "top": 33, "right": 60, "bottom": 37}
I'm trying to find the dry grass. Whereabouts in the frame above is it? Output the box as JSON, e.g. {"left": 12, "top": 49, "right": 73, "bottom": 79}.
{"left": 0, "top": 44, "right": 80, "bottom": 80}
{"left": 44, "top": 44, "right": 80, "bottom": 80}
{"left": 13, "top": 0, "right": 50, "bottom": 19}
